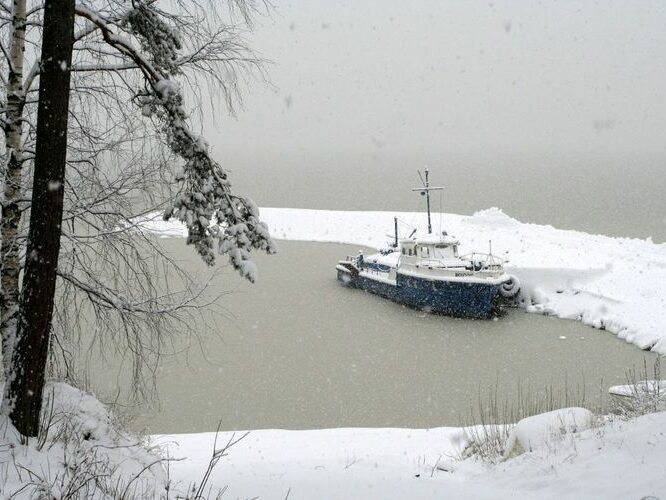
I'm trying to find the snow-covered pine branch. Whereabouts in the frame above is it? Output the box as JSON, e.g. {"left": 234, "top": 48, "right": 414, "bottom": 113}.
{"left": 146, "top": 79, "right": 276, "bottom": 280}
{"left": 76, "top": 3, "right": 276, "bottom": 281}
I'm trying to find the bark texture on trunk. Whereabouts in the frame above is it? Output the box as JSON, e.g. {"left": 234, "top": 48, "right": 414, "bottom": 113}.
{"left": 5, "top": 0, "right": 75, "bottom": 437}
{"left": 1, "top": 0, "right": 28, "bottom": 379}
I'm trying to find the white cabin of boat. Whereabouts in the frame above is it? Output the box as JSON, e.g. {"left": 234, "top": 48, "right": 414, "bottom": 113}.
{"left": 399, "top": 235, "right": 459, "bottom": 261}
{"left": 397, "top": 234, "right": 507, "bottom": 283}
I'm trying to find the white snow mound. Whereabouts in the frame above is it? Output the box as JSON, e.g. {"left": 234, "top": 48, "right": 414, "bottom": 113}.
{"left": 506, "top": 407, "right": 594, "bottom": 454}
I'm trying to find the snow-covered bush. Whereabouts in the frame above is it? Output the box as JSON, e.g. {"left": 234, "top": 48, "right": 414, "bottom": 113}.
{"left": 502, "top": 407, "right": 594, "bottom": 456}
{"left": 460, "top": 380, "right": 590, "bottom": 463}
{"left": 461, "top": 407, "right": 595, "bottom": 464}
{"left": 609, "top": 380, "right": 666, "bottom": 416}
{"left": 609, "top": 359, "right": 666, "bottom": 417}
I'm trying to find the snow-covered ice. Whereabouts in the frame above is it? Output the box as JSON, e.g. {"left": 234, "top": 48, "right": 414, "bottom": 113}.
{"left": 137, "top": 206, "right": 666, "bottom": 353}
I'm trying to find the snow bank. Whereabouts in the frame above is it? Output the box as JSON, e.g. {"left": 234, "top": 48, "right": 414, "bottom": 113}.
{"left": 0, "top": 382, "right": 167, "bottom": 498}
{"left": 609, "top": 379, "right": 666, "bottom": 413}
{"left": 137, "top": 207, "right": 666, "bottom": 353}
{"left": 505, "top": 407, "right": 594, "bottom": 454}
{"left": 154, "top": 410, "right": 666, "bottom": 499}
{"left": 609, "top": 379, "right": 666, "bottom": 398}
{"left": 478, "top": 410, "right": 666, "bottom": 499}
{"left": 153, "top": 426, "right": 492, "bottom": 499}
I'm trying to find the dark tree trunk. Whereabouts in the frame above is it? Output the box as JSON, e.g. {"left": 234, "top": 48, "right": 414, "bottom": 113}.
{"left": 5, "top": 0, "right": 75, "bottom": 437}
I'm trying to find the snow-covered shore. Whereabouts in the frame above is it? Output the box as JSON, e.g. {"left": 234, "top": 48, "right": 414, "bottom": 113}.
{"left": 0, "top": 383, "right": 166, "bottom": 498}
{"left": 154, "top": 409, "right": 666, "bottom": 499}
{"left": 138, "top": 206, "right": 666, "bottom": 354}
{"left": 4, "top": 382, "right": 664, "bottom": 498}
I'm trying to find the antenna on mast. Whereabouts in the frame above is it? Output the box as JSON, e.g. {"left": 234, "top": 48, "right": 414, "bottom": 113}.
{"left": 412, "top": 168, "right": 443, "bottom": 234}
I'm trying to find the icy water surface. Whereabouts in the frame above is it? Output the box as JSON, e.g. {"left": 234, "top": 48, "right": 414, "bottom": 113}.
{"left": 101, "top": 239, "right": 656, "bottom": 434}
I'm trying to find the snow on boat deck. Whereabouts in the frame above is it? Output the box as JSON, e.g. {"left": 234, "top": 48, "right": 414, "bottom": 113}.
{"left": 137, "top": 207, "right": 666, "bottom": 354}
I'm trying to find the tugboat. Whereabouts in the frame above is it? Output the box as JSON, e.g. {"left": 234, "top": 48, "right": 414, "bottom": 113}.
{"left": 336, "top": 169, "right": 520, "bottom": 318}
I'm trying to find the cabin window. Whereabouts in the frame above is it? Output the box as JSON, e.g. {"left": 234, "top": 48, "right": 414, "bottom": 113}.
{"left": 408, "top": 249, "right": 413, "bottom": 256}
{"left": 421, "top": 247, "right": 429, "bottom": 257}
{"left": 433, "top": 245, "right": 454, "bottom": 259}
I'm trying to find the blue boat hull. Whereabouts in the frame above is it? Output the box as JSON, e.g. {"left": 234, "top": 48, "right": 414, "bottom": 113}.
{"left": 337, "top": 269, "right": 501, "bottom": 318}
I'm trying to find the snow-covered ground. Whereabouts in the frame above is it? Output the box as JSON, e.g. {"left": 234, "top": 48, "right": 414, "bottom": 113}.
{"left": 5, "top": 382, "right": 665, "bottom": 499}
{"left": 138, "top": 206, "right": 666, "bottom": 353}
{"left": 0, "top": 383, "right": 166, "bottom": 498}
{"left": 155, "top": 408, "right": 666, "bottom": 499}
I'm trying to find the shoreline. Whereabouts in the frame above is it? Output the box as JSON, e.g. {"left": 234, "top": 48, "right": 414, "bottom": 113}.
{"left": 136, "top": 206, "right": 666, "bottom": 354}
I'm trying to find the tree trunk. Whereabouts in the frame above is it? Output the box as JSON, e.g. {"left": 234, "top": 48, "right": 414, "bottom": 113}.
{"left": 1, "top": 0, "right": 28, "bottom": 380}
{"left": 4, "top": 0, "right": 75, "bottom": 437}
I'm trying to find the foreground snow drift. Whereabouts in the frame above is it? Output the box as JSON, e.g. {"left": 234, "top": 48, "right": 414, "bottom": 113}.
{"left": 1, "top": 382, "right": 661, "bottom": 498}
{"left": 154, "top": 409, "right": 666, "bottom": 499}
{"left": 138, "top": 207, "right": 666, "bottom": 353}
{"left": 2, "top": 383, "right": 662, "bottom": 499}
{"left": 0, "top": 383, "right": 167, "bottom": 498}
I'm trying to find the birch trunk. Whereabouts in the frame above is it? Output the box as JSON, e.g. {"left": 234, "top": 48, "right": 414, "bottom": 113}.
{"left": 6, "top": 0, "right": 75, "bottom": 436}
{"left": 1, "top": 0, "right": 27, "bottom": 379}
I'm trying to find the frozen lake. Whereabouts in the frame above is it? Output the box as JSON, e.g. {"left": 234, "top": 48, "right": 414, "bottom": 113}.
{"left": 99, "top": 239, "right": 656, "bottom": 434}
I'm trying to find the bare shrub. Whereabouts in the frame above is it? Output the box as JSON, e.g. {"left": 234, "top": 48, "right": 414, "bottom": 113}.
{"left": 459, "top": 377, "right": 590, "bottom": 464}
{"left": 610, "top": 357, "right": 665, "bottom": 418}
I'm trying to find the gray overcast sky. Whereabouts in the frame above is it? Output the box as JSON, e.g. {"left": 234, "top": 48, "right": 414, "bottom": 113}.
{"left": 205, "top": 0, "right": 666, "bottom": 159}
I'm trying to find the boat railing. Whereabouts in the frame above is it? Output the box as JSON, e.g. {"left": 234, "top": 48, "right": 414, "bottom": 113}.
{"left": 460, "top": 252, "right": 504, "bottom": 269}
{"left": 415, "top": 258, "right": 467, "bottom": 269}
{"left": 411, "top": 253, "right": 503, "bottom": 270}
{"left": 342, "top": 255, "right": 395, "bottom": 276}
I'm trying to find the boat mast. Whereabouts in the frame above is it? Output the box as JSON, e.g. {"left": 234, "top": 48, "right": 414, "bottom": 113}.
{"left": 412, "top": 168, "right": 443, "bottom": 234}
